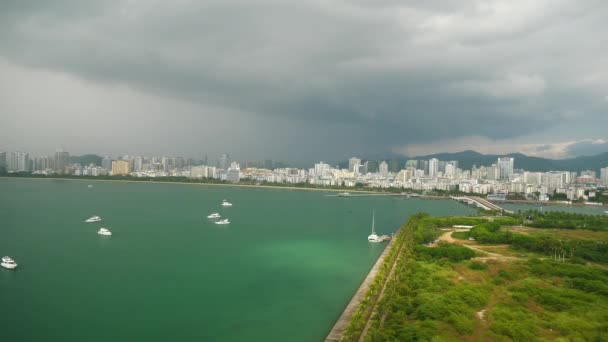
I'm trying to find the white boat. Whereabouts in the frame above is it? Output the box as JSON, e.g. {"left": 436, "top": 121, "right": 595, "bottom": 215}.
{"left": 1, "top": 256, "right": 18, "bottom": 270}
{"left": 98, "top": 228, "right": 112, "bottom": 236}
{"left": 368, "top": 211, "right": 382, "bottom": 243}
{"left": 215, "top": 219, "right": 230, "bottom": 225}
{"left": 338, "top": 192, "right": 351, "bottom": 197}
{"left": 207, "top": 213, "right": 221, "bottom": 219}
{"left": 88, "top": 185, "right": 94, "bottom": 188}
{"left": 85, "top": 216, "right": 102, "bottom": 223}
{"left": 221, "top": 200, "right": 233, "bottom": 207}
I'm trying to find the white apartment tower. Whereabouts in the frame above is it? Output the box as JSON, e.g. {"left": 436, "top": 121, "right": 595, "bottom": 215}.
{"left": 601, "top": 167, "right": 608, "bottom": 185}
{"left": 348, "top": 157, "right": 361, "bottom": 172}
{"left": 379, "top": 161, "right": 389, "bottom": 176}
{"left": 497, "top": 157, "right": 514, "bottom": 180}
{"left": 428, "top": 158, "right": 439, "bottom": 178}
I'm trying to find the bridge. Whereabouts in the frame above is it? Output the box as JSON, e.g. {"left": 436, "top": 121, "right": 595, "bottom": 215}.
{"left": 451, "top": 196, "right": 513, "bottom": 214}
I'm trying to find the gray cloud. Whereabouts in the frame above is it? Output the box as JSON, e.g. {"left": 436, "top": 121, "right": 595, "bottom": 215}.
{"left": 1, "top": 1, "right": 608, "bottom": 162}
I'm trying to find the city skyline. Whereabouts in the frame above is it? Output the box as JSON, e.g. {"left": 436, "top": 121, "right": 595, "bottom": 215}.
{"left": 2, "top": 2, "right": 608, "bottom": 161}
{"left": 3, "top": 147, "right": 607, "bottom": 203}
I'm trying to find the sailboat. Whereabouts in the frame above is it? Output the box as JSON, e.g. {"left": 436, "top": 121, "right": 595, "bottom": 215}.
{"left": 368, "top": 211, "right": 382, "bottom": 242}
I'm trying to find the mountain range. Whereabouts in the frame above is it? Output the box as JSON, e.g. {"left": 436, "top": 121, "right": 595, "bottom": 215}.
{"left": 380, "top": 150, "right": 608, "bottom": 174}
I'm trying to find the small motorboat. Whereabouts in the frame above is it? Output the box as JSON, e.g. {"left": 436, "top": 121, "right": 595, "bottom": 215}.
{"left": 1, "top": 256, "right": 18, "bottom": 270}
{"left": 85, "top": 216, "right": 102, "bottom": 223}
{"left": 98, "top": 228, "right": 112, "bottom": 236}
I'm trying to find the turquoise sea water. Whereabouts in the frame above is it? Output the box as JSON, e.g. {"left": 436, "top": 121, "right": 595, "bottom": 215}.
{"left": 0, "top": 179, "right": 479, "bottom": 341}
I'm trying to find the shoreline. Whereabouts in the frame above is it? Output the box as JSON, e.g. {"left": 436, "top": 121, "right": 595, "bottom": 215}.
{"left": 324, "top": 239, "right": 395, "bottom": 341}
{"left": 0, "top": 176, "right": 383, "bottom": 194}
{"left": 3, "top": 177, "right": 606, "bottom": 208}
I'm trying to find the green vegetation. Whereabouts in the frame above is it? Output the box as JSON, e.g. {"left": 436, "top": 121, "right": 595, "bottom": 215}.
{"left": 412, "top": 216, "right": 518, "bottom": 244}
{"left": 523, "top": 210, "right": 608, "bottom": 231}
{"left": 341, "top": 213, "right": 608, "bottom": 341}
{"left": 455, "top": 219, "right": 608, "bottom": 265}
{"left": 414, "top": 243, "right": 475, "bottom": 262}
{"left": 340, "top": 213, "right": 421, "bottom": 341}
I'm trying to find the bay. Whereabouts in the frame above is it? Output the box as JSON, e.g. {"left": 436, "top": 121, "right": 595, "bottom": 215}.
{"left": 0, "top": 178, "right": 475, "bottom": 341}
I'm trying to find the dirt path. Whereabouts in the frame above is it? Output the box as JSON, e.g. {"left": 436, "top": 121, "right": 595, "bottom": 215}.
{"left": 437, "top": 229, "right": 469, "bottom": 244}
{"left": 439, "top": 230, "right": 520, "bottom": 261}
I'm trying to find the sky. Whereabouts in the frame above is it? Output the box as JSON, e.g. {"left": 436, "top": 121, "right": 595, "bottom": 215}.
{"left": 1, "top": 0, "right": 608, "bottom": 163}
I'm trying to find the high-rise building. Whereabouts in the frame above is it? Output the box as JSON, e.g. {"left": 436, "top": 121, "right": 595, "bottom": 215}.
{"left": 601, "top": 167, "right": 608, "bottom": 185}
{"left": 33, "top": 156, "right": 49, "bottom": 171}
{"left": 314, "top": 161, "right": 330, "bottom": 176}
{"left": 348, "top": 157, "right": 361, "bottom": 172}
{"left": 497, "top": 157, "right": 514, "bottom": 180}
{"left": 226, "top": 162, "right": 240, "bottom": 183}
{"left": 102, "top": 156, "right": 112, "bottom": 170}
{"left": 111, "top": 160, "right": 131, "bottom": 175}
{"left": 0, "top": 152, "right": 6, "bottom": 171}
{"left": 217, "top": 154, "right": 230, "bottom": 170}
{"left": 175, "top": 157, "right": 185, "bottom": 169}
{"left": 580, "top": 170, "right": 596, "bottom": 179}
{"left": 54, "top": 149, "right": 70, "bottom": 174}
{"left": 133, "top": 156, "right": 143, "bottom": 172}
{"left": 486, "top": 164, "right": 499, "bottom": 180}
{"left": 445, "top": 163, "right": 455, "bottom": 178}
{"left": 428, "top": 158, "right": 439, "bottom": 178}
{"left": 8, "top": 151, "right": 29, "bottom": 172}
{"left": 16, "top": 151, "right": 29, "bottom": 172}
{"left": 379, "top": 161, "right": 389, "bottom": 176}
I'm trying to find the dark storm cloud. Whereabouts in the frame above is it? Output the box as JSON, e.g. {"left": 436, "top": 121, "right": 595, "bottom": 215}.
{"left": 565, "top": 140, "right": 608, "bottom": 157}
{"left": 1, "top": 0, "right": 608, "bottom": 160}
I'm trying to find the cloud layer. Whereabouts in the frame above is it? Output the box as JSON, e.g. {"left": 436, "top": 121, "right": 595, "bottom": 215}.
{"left": 1, "top": 1, "right": 608, "bottom": 161}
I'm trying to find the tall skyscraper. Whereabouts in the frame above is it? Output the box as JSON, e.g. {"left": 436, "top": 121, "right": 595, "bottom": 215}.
{"left": 348, "top": 157, "right": 361, "bottom": 172}
{"left": 601, "top": 167, "right": 608, "bottom": 185}
{"left": 497, "top": 157, "right": 514, "bottom": 180}
{"left": 8, "top": 151, "right": 29, "bottom": 172}
{"left": 486, "top": 164, "right": 499, "bottom": 180}
{"left": 54, "top": 149, "right": 70, "bottom": 174}
{"left": 0, "top": 152, "right": 6, "bottom": 171}
{"left": 102, "top": 156, "right": 112, "bottom": 170}
{"left": 133, "top": 156, "right": 143, "bottom": 172}
{"left": 428, "top": 158, "right": 439, "bottom": 178}
{"left": 226, "top": 162, "right": 240, "bottom": 183}
{"left": 217, "top": 154, "right": 230, "bottom": 170}
{"left": 379, "top": 161, "right": 389, "bottom": 176}
{"left": 445, "top": 163, "right": 455, "bottom": 178}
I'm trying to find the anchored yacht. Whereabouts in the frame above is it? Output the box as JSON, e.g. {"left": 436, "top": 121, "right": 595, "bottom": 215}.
{"left": 85, "top": 216, "right": 102, "bottom": 223}
{"left": 221, "top": 200, "right": 233, "bottom": 207}
{"left": 368, "top": 211, "right": 382, "bottom": 243}
{"left": 207, "top": 213, "right": 221, "bottom": 219}
{"left": 1, "top": 256, "right": 18, "bottom": 270}
{"left": 215, "top": 219, "right": 230, "bottom": 225}
{"left": 98, "top": 228, "right": 112, "bottom": 236}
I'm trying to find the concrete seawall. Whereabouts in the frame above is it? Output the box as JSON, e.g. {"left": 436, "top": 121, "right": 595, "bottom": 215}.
{"left": 324, "top": 237, "right": 395, "bottom": 342}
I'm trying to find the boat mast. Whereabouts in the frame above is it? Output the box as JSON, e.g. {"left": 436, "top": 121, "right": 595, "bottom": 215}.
{"left": 372, "top": 210, "right": 375, "bottom": 234}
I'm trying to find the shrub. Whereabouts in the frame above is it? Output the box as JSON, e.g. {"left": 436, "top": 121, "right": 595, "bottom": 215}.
{"left": 469, "top": 261, "right": 488, "bottom": 271}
